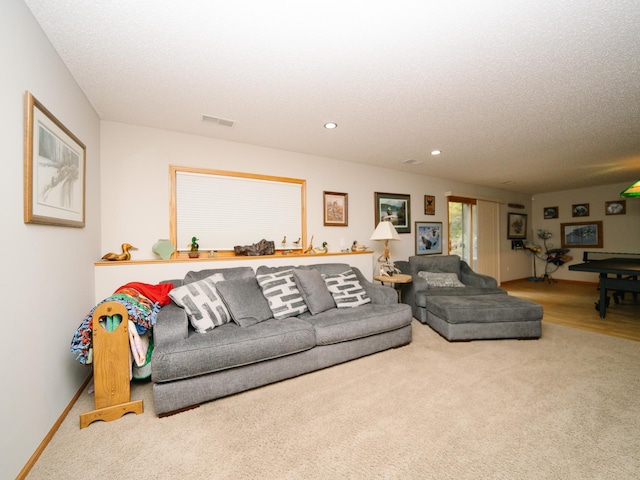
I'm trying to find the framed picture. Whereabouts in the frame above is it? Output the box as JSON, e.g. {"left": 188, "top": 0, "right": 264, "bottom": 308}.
{"left": 424, "top": 195, "right": 435, "bottom": 215}
{"left": 543, "top": 206, "right": 558, "bottom": 219}
{"left": 375, "top": 192, "right": 411, "bottom": 233}
{"left": 507, "top": 213, "right": 527, "bottom": 239}
{"left": 323, "top": 191, "right": 348, "bottom": 226}
{"left": 561, "top": 221, "right": 603, "bottom": 248}
{"left": 24, "top": 92, "right": 86, "bottom": 227}
{"left": 572, "top": 203, "right": 589, "bottom": 217}
{"left": 415, "top": 221, "right": 442, "bottom": 255}
{"left": 605, "top": 200, "right": 626, "bottom": 215}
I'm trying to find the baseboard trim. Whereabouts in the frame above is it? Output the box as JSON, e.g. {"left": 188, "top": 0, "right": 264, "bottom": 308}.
{"left": 15, "top": 372, "right": 93, "bottom": 480}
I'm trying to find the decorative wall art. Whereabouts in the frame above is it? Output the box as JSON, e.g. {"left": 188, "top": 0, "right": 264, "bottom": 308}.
{"left": 560, "top": 221, "right": 603, "bottom": 248}
{"left": 572, "top": 203, "right": 589, "bottom": 217}
{"left": 605, "top": 200, "right": 626, "bottom": 215}
{"left": 24, "top": 91, "right": 86, "bottom": 227}
{"left": 507, "top": 213, "right": 527, "bottom": 239}
{"left": 543, "top": 206, "right": 559, "bottom": 219}
{"left": 424, "top": 195, "right": 435, "bottom": 215}
{"left": 415, "top": 221, "right": 442, "bottom": 255}
{"left": 375, "top": 192, "right": 411, "bottom": 233}
{"left": 323, "top": 191, "right": 348, "bottom": 226}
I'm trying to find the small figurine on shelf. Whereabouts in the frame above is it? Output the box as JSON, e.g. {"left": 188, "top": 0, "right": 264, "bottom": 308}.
{"left": 188, "top": 236, "right": 199, "bottom": 258}
{"left": 101, "top": 243, "right": 137, "bottom": 261}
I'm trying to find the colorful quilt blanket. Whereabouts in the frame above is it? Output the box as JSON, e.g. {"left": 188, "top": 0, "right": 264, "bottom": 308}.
{"left": 70, "top": 283, "right": 172, "bottom": 365}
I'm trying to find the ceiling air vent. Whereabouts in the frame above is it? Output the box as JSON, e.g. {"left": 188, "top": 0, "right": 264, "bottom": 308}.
{"left": 202, "top": 114, "right": 235, "bottom": 127}
{"left": 403, "top": 159, "right": 424, "bottom": 165}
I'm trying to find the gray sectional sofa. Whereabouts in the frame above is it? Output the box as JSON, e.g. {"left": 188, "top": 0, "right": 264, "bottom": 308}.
{"left": 151, "top": 262, "right": 412, "bottom": 415}
{"left": 396, "top": 255, "right": 542, "bottom": 341}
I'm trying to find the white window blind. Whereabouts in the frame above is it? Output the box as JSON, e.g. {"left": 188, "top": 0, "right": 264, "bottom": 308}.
{"left": 175, "top": 170, "right": 304, "bottom": 252}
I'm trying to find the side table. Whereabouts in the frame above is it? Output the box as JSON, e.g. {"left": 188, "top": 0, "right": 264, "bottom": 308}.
{"left": 374, "top": 273, "right": 413, "bottom": 302}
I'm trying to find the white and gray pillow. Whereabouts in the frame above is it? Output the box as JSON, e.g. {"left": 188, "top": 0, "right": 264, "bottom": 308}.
{"left": 256, "top": 269, "right": 309, "bottom": 319}
{"left": 169, "top": 273, "right": 230, "bottom": 333}
{"left": 418, "top": 271, "right": 465, "bottom": 288}
{"left": 322, "top": 269, "right": 371, "bottom": 308}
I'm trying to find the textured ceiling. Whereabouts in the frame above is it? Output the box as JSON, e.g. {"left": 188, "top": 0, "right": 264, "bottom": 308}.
{"left": 23, "top": 0, "right": 640, "bottom": 194}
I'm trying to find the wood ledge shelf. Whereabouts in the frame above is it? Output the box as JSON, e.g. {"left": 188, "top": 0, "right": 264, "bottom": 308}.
{"left": 95, "top": 250, "right": 373, "bottom": 266}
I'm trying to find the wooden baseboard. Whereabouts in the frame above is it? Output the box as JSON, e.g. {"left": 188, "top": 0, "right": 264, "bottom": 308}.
{"left": 15, "top": 372, "right": 93, "bottom": 480}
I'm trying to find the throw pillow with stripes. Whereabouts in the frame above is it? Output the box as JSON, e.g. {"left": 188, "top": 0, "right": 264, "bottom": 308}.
{"left": 169, "top": 273, "right": 230, "bottom": 333}
{"left": 256, "top": 269, "right": 309, "bottom": 319}
{"left": 322, "top": 270, "right": 371, "bottom": 308}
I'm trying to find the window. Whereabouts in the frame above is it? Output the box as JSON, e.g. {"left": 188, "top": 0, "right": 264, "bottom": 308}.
{"left": 170, "top": 166, "right": 306, "bottom": 256}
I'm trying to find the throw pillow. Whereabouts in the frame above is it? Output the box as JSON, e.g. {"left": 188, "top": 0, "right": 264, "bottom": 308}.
{"left": 168, "top": 273, "right": 230, "bottom": 333}
{"left": 215, "top": 277, "right": 273, "bottom": 327}
{"left": 256, "top": 269, "right": 309, "bottom": 319}
{"left": 418, "top": 271, "right": 465, "bottom": 288}
{"left": 292, "top": 268, "right": 336, "bottom": 314}
{"left": 322, "top": 269, "right": 371, "bottom": 308}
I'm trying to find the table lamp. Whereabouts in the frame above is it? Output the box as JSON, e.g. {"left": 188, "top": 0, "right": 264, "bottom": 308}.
{"left": 621, "top": 180, "right": 640, "bottom": 197}
{"left": 370, "top": 219, "right": 400, "bottom": 274}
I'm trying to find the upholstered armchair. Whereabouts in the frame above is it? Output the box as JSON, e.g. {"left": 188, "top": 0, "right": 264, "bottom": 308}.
{"left": 396, "top": 255, "right": 506, "bottom": 324}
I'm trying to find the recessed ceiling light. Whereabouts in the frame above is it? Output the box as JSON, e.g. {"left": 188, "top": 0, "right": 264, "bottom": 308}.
{"left": 430, "top": 150, "right": 441, "bottom": 156}
{"left": 324, "top": 122, "right": 338, "bottom": 129}
{"left": 403, "top": 159, "right": 424, "bottom": 165}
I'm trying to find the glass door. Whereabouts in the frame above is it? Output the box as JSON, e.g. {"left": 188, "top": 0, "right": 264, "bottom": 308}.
{"left": 447, "top": 196, "right": 477, "bottom": 268}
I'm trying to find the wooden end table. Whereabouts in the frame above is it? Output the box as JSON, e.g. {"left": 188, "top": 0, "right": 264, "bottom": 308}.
{"left": 374, "top": 273, "right": 412, "bottom": 302}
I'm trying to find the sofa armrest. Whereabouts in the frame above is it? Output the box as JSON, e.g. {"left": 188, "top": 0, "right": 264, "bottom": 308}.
{"left": 460, "top": 261, "right": 498, "bottom": 288}
{"left": 153, "top": 302, "right": 189, "bottom": 346}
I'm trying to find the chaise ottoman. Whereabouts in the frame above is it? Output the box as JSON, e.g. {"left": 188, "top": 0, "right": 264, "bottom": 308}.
{"left": 424, "top": 294, "right": 543, "bottom": 341}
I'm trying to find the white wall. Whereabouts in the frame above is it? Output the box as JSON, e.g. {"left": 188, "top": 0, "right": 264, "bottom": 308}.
{"left": 100, "top": 121, "right": 533, "bottom": 285}
{"left": 0, "top": 1, "right": 101, "bottom": 478}
{"left": 531, "top": 183, "right": 640, "bottom": 282}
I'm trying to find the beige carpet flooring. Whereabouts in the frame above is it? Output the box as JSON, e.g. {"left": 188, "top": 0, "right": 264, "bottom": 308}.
{"left": 28, "top": 320, "right": 640, "bottom": 479}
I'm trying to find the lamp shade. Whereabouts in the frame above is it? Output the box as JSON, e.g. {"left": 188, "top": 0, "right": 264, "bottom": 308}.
{"left": 370, "top": 221, "right": 400, "bottom": 241}
{"left": 621, "top": 180, "right": 640, "bottom": 198}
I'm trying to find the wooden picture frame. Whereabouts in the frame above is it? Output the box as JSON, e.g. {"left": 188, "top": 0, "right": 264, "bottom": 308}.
{"left": 415, "top": 221, "right": 442, "bottom": 255}
{"left": 323, "top": 191, "right": 348, "bottom": 226}
{"left": 24, "top": 91, "right": 86, "bottom": 227}
{"left": 507, "top": 213, "right": 527, "bottom": 239}
{"left": 605, "top": 200, "right": 626, "bottom": 215}
{"left": 561, "top": 221, "right": 603, "bottom": 248}
{"left": 375, "top": 192, "right": 411, "bottom": 233}
{"left": 543, "top": 206, "right": 558, "bottom": 219}
{"left": 572, "top": 203, "right": 589, "bottom": 217}
{"left": 424, "top": 195, "right": 435, "bottom": 215}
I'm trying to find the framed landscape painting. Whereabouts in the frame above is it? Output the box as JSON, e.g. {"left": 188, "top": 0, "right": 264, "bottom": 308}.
{"left": 375, "top": 192, "right": 411, "bottom": 233}
{"left": 561, "top": 221, "right": 603, "bottom": 248}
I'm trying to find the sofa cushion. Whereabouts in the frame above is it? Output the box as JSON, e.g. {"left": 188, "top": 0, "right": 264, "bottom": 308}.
{"left": 409, "top": 255, "right": 462, "bottom": 277}
{"left": 322, "top": 269, "right": 371, "bottom": 308}
{"left": 418, "top": 271, "right": 465, "bottom": 288}
{"left": 292, "top": 268, "right": 336, "bottom": 314}
{"left": 303, "top": 303, "right": 412, "bottom": 345}
{"left": 256, "top": 269, "right": 309, "bottom": 319}
{"left": 151, "top": 317, "right": 317, "bottom": 382}
{"left": 183, "top": 266, "right": 255, "bottom": 285}
{"left": 414, "top": 287, "right": 507, "bottom": 307}
{"left": 216, "top": 277, "right": 273, "bottom": 327}
{"left": 168, "top": 273, "right": 231, "bottom": 333}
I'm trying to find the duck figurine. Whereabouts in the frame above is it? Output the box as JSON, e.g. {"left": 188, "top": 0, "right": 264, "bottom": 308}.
{"left": 102, "top": 243, "right": 137, "bottom": 261}
{"left": 313, "top": 242, "right": 328, "bottom": 255}
{"left": 351, "top": 240, "right": 367, "bottom": 252}
{"left": 304, "top": 235, "right": 314, "bottom": 254}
